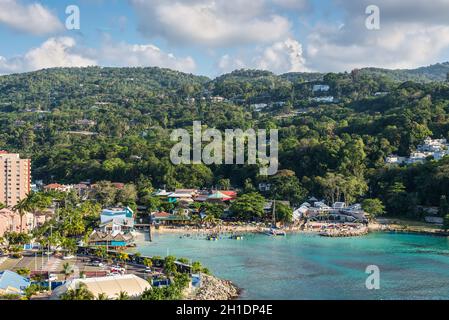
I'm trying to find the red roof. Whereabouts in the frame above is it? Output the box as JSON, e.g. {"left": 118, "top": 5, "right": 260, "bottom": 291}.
{"left": 44, "top": 183, "right": 64, "bottom": 189}
{"left": 220, "top": 191, "right": 237, "bottom": 198}
{"left": 152, "top": 211, "right": 170, "bottom": 218}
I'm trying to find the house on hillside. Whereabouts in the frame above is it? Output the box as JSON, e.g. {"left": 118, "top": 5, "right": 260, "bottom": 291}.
{"left": 44, "top": 183, "right": 74, "bottom": 193}
{"left": 312, "top": 84, "right": 330, "bottom": 93}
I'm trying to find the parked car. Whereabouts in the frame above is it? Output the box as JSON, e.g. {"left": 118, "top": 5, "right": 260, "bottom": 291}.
{"left": 48, "top": 274, "right": 58, "bottom": 282}
{"left": 62, "top": 255, "right": 75, "bottom": 260}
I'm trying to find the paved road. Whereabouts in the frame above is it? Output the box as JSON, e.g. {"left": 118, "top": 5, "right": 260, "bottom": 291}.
{"left": 0, "top": 252, "right": 152, "bottom": 281}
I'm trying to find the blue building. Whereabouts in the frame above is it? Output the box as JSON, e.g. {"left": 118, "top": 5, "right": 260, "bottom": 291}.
{"left": 0, "top": 270, "right": 30, "bottom": 296}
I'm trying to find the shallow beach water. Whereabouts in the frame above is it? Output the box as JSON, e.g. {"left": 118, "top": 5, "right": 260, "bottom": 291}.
{"left": 135, "top": 232, "right": 449, "bottom": 300}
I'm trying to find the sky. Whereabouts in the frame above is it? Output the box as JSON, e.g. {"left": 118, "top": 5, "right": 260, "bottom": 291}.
{"left": 1, "top": 0, "right": 449, "bottom": 78}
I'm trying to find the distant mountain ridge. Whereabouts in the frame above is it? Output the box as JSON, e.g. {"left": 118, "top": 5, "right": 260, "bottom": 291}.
{"left": 357, "top": 62, "right": 449, "bottom": 82}
{"left": 1, "top": 62, "right": 449, "bottom": 84}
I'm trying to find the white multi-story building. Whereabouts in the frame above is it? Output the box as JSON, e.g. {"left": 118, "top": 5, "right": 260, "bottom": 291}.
{"left": 386, "top": 137, "right": 449, "bottom": 165}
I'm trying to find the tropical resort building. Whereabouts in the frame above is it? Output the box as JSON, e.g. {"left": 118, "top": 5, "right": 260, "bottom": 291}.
{"left": 206, "top": 191, "right": 233, "bottom": 203}
{"left": 100, "top": 207, "right": 134, "bottom": 227}
{"left": 0, "top": 270, "right": 30, "bottom": 296}
{"left": 298, "top": 199, "right": 368, "bottom": 223}
{"left": 87, "top": 230, "right": 135, "bottom": 248}
{"left": 150, "top": 211, "right": 191, "bottom": 225}
{"left": 88, "top": 207, "right": 136, "bottom": 248}
{"left": 50, "top": 274, "right": 151, "bottom": 300}
{"left": 154, "top": 189, "right": 237, "bottom": 205}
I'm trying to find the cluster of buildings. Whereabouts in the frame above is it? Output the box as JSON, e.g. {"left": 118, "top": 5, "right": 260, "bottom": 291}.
{"left": 386, "top": 137, "right": 449, "bottom": 165}
{"left": 185, "top": 96, "right": 226, "bottom": 104}
{"left": 86, "top": 189, "right": 239, "bottom": 248}
{"left": 88, "top": 207, "right": 135, "bottom": 248}
{"left": 311, "top": 84, "right": 335, "bottom": 104}
{"left": 154, "top": 189, "right": 237, "bottom": 205}
{"left": 293, "top": 197, "right": 367, "bottom": 223}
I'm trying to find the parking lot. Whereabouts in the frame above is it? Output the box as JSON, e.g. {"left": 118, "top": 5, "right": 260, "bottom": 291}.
{"left": 0, "top": 252, "right": 153, "bottom": 282}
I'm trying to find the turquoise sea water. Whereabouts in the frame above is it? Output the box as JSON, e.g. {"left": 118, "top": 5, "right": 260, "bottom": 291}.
{"left": 135, "top": 232, "right": 449, "bottom": 300}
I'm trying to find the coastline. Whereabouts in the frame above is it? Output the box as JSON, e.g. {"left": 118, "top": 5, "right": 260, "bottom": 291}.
{"left": 368, "top": 219, "right": 449, "bottom": 237}
{"left": 134, "top": 219, "right": 449, "bottom": 241}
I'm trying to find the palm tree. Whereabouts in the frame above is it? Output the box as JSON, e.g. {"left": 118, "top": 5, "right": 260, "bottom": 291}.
{"left": 97, "top": 293, "right": 109, "bottom": 300}
{"left": 117, "top": 291, "right": 129, "bottom": 300}
{"left": 62, "top": 262, "right": 74, "bottom": 281}
{"left": 13, "top": 198, "right": 30, "bottom": 232}
{"left": 203, "top": 214, "right": 217, "bottom": 228}
{"left": 61, "top": 283, "right": 94, "bottom": 300}
{"left": 25, "top": 192, "right": 52, "bottom": 229}
{"left": 143, "top": 258, "right": 153, "bottom": 269}
{"left": 118, "top": 252, "right": 129, "bottom": 269}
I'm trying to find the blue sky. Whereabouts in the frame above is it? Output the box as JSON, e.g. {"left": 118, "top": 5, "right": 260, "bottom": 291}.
{"left": 1, "top": 0, "right": 449, "bottom": 77}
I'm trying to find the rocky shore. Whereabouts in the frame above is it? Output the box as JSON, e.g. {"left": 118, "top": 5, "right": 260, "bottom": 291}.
{"left": 319, "top": 226, "right": 369, "bottom": 237}
{"left": 191, "top": 274, "right": 240, "bottom": 300}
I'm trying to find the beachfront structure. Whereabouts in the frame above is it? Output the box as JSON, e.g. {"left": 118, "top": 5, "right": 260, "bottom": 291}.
{"left": 154, "top": 189, "right": 237, "bottom": 205}
{"left": 302, "top": 199, "right": 368, "bottom": 223}
{"left": 99, "top": 219, "right": 134, "bottom": 235}
{"left": 100, "top": 207, "right": 134, "bottom": 226}
{"left": 151, "top": 211, "right": 191, "bottom": 225}
{"left": 207, "top": 191, "right": 232, "bottom": 203}
{"left": 0, "top": 270, "right": 30, "bottom": 296}
{"left": 0, "top": 151, "right": 31, "bottom": 207}
{"left": 88, "top": 230, "right": 134, "bottom": 247}
{"left": 50, "top": 274, "right": 150, "bottom": 300}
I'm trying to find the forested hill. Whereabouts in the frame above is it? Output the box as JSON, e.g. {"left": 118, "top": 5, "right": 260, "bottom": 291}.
{"left": 0, "top": 67, "right": 210, "bottom": 112}
{"left": 1, "top": 62, "right": 448, "bottom": 112}
{"left": 358, "top": 62, "right": 449, "bottom": 82}
{"left": 2, "top": 65, "right": 449, "bottom": 218}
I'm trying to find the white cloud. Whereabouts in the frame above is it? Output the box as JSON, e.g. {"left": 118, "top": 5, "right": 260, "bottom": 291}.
{"left": 100, "top": 41, "right": 196, "bottom": 73}
{"left": 0, "top": 37, "right": 196, "bottom": 74}
{"left": 0, "top": 0, "right": 63, "bottom": 35}
{"left": 305, "top": 0, "right": 449, "bottom": 71}
{"left": 0, "top": 37, "right": 96, "bottom": 74}
{"left": 272, "top": 0, "right": 309, "bottom": 10}
{"left": 130, "top": 0, "right": 291, "bottom": 47}
{"left": 218, "top": 38, "right": 308, "bottom": 74}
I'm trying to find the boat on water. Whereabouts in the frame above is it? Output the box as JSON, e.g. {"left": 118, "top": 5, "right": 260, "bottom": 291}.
{"left": 262, "top": 200, "right": 287, "bottom": 237}
{"left": 265, "top": 228, "right": 286, "bottom": 236}
{"left": 230, "top": 235, "right": 244, "bottom": 240}
{"left": 206, "top": 235, "right": 219, "bottom": 241}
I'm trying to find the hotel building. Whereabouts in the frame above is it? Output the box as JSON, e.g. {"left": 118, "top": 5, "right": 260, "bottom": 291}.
{"left": 0, "top": 151, "right": 31, "bottom": 207}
